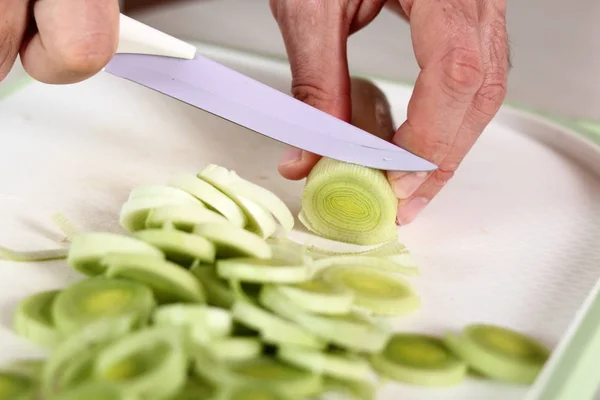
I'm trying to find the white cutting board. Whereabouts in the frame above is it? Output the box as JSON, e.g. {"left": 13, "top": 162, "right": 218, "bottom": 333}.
{"left": 1, "top": 42, "right": 600, "bottom": 400}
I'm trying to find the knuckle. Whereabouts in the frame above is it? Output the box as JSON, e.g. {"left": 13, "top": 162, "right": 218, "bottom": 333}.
{"left": 439, "top": 46, "right": 484, "bottom": 101}
{"left": 291, "top": 80, "right": 349, "bottom": 119}
{"left": 404, "top": 122, "right": 452, "bottom": 165}
{"left": 473, "top": 79, "right": 507, "bottom": 117}
{"left": 0, "top": 31, "right": 17, "bottom": 81}
{"left": 431, "top": 168, "right": 455, "bottom": 188}
{"left": 58, "top": 32, "right": 115, "bottom": 75}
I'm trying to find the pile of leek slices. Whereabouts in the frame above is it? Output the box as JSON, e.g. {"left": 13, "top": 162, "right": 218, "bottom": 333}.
{"left": 0, "top": 164, "right": 550, "bottom": 400}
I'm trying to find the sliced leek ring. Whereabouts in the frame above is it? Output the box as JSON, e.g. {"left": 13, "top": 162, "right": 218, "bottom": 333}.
{"left": 52, "top": 382, "right": 127, "bottom": 400}
{"left": 216, "top": 258, "right": 311, "bottom": 284}
{"left": 206, "top": 337, "right": 263, "bottom": 362}
{"left": 94, "top": 327, "right": 187, "bottom": 399}
{"left": 444, "top": 324, "right": 551, "bottom": 384}
{"left": 370, "top": 333, "right": 467, "bottom": 386}
{"left": 51, "top": 277, "right": 155, "bottom": 335}
{"left": 198, "top": 164, "right": 294, "bottom": 231}
{"left": 193, "top": 223, "right": 272, "bottom": 259}
{"left": 128, "top": 185, "right": 202, "bottom": 203}
{"left": 133, "top": 229, "right": 216, "bottom": 266}
{"left": 259, "top": 285, "right": 391, "bottom": 353}
{"left": 299, "top": 158, "right": 398, "bottom": 245}
{"left": 276, "top": 279, "right": 354, "bottom": 315}
{"left": 145, "top": 204, "right": 229, "bottom": 231}
{"left": 190, "top": 265, "right": 236, "bottom": 309}
{"left": 119, "top": 196, "right": 200, "bottom": 233}
{"left": 103, "top": 254, "right": 205, "bottom": 304}
{"left": 14, "top": 289, "right": 61, "bottom": 348}
{"left": 170, "top": 379, "right": 216, "bottom": 400}
{"left": 67, "top": 232, "right": 164, "bottom": 276}
{"left": 320, "top": 265, "right": 420, "bottom": 316}
{"left": 231, "top": 300, "right": 325, "bottom": 350}
{"left": 169, "top": 174, "right": 247, "bottom": 228}
{"left": 0, "top": 371, "right": 35, "bottom": 400}
{"left": 194, "top": 355, "right": 323, "bottom": 398}
{"left": 313, "top": 255, "right": 419, "bottom": 276}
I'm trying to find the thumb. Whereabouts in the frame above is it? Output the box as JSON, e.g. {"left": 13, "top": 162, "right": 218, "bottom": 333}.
{"left": 272, "top": 1, "right": 352, "bottom": 180}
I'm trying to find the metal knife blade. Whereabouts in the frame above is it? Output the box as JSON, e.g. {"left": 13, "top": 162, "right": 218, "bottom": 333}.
{"left": 104, "top": 52, "right": 437, "bottom": 172}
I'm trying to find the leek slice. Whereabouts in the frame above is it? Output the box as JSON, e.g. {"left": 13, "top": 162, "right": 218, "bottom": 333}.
{"left": 276, "top": 279, "right": 354, "bottom": 315}
{"left": 128, "top": 185, "right": 201, "bottom": 203}
{"left": 194, "top": 355, "right": 323, "bottom": 398}
{"left": 299, "top": 158, "right": 398, "bottom": 245}
{"left": 169, "top": 174, "right": 247, "bottom": 228}
{"left": 133, "top": 229, "right": 216, "bottom": 265}
{"left": 94, "top": 327, "right": 187, "bottom": 399}
{"left": 277, "top": 345, "right": 372, "bottom": 382}
{"left": 198, "top": 164, "right": 294, "bottom": 231}
{"left": 145, "top": 204, "right": 229, "bottom": 231}
{"left": 169, "top": 379, "right": 215, "bottom": 400}
{"left": 52, "top": 382, "right": 127, "bottom": 400}
{"left": 216, "top": 258, "right": 311, "bottom": 284}
{"left": 313, "top": 255, "right": 419, "bottom": 276}
{"left": 119, "top": 196, "right": 200, "bottom": 233}
{"left": 444, "top": 324, "right": 550, "bottom": 384}
{"left": 193, "top": 223, "right": 272, "bottom": 259}
{"left": 196, "top": 168, "right": 277, "bottom": 239}
{"left": 231, "top": 300, "right": 325, "bottom": 349}
{"left": 190, "top": 265, "right": 236, "bottom": 308}
{"left": 67, "top": 232, "right": 164, "bottom": 276}
{"left": 14, "top": 289, "right": 61, "bottom": 348}
{"left": 370, "top": 333, "right": 467, "bottom": 386}
{"left": 41, "top": 316, "right": 138, "bottom": 396}
{"left": 51, "top": 277, "right": 155, "bottom": 335}
{"left": 322, "top": 377, "right": 376, "bottom": 400}
{"left": 259, "top": 285, "right": 391, "bottom": 353}
{"left": 213, "top": 384, "right": 294, "bottom": 400}
{"left": 320, "top": 265, "right": 420, "bottom": 316}
{"left": 5, "top": 359, "right": 44, "bottom": 381}
{"left": 51, "top": 212, "right": 80, "bottom": 241}
{"left": 206, "top": 337, "right": 263, "bottom": 362}
{"left": 103, "top": 254, "right": 205, "bottom": 304}
{"left": 0, "top": 372, "right": 35, "bottom": 400}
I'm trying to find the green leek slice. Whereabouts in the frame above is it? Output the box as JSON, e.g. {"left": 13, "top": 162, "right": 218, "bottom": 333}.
{"left": 52, "top": 382, "right": 128, "bottom": 400}
{"left": 320, "top": 265, "right": 420, "bottom": 316}
{"left": 119, "top": 196, "right": 200, "bottom": 233}
{"left": 103, "top": 254, "right": 205, "bottom": 304}
{"left": 94, "top": 327, "right": 187, "bottom": 399}
{"left": 169, "top": 174, "right": 246, "bottom": 227}
{"left": 67, "top": 232, "right": 164, "bottom": 276}
{"left": 322, "top": 377, "right": 376, "bottom": 400}
{"left": 259, "top": 285, "right": 391, "bottom": 353}
{"left": 276, "top": 279, "right": 354, "bottom": 315}
{"left": 5, "top": 359, "right": 44, "bottom": 382}
{"left": 0, "top": 247, "right": 68, "bottom": 262}
{"left": 128, "top": 185, "right": 202, "bottom": 203}
{"left": 0, "top": 372, "right": 35, "bottom": 400}
{"left": 206, "top": 337, "right": 263, "bottom": 362}
{"left": 169, "top": 379, "right": 215, "bottom": 400}
{"left": 14, "top": 289, "right": 61, "bottom": 348}
{"left": 198, "top": 164, "right": 294, "bottom": 231}
{"left": 52, "top": 212, "right": 80, "bottom": 241}
{"left": 133, "top": 229, "right": 216, "bottom": 266}
{"left": 299, "top": 158, "right": 398, "bottom": 245}
{"left": 313, "top": 255, "right": 419, "bottom": 276}
{"left": 51, "top": 277, "right": 155, "bottom": 335}
{"left": 212, "top": 384, "right": 294, "bottom": 400}
{"left": 145, "top": 204, "right": 229, "bottom": 231}
{"left": 193, "top": 223, "right": 272, "bottom": 259}
{"left": 444, "top": 324, "right": 550, "bottom": 384}
{"left": 277, "top": 345, "right": 373, "bottom": 382}
{"left": 194, "top": 355, "right": 323, "bottom": 398}
{"left": 231, "top": 300, "right": 325, "bottom": 350}
{"left": 370, "top": 333, "right": 467, "bottom": 386}
{"left": 196, "top": 169, "right": 277, "bottom": 238}
{"left": 216, "top": 258, "right": 311, "bottom": 284}
{"left": 190, "top": 265, "right": 236, "bottom": 308}
{"left": 41, "top": 316, "right": 139, "bottom": 396}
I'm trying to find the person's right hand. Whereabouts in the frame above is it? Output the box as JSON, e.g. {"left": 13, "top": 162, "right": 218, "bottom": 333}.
{"left": 0, "top": 0, "right": 119, "bottom": 84}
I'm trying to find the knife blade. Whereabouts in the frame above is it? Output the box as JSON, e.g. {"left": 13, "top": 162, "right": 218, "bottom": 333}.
{"left": 103, "top": 14, "right": 437, "bottom": 172}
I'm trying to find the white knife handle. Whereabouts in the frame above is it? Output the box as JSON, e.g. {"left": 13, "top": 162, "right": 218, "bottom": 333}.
{"left": 116, "top": 13, "right": 196, "bottom": 59}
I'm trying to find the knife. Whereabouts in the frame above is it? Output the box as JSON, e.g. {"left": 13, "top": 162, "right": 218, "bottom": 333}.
{"left": 103, "top": 14, "right": 437, "bottom": 172}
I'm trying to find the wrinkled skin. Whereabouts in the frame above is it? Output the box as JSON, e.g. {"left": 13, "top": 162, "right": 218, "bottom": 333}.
{"left": 0, "top": 0, "right": 509, "bottom": 225}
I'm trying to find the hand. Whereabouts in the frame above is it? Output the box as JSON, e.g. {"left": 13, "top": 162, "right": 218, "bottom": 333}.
{"left": 271, "top": 0, "right": 509, "bottom": 225}
{"left": 0, "top": 0, "right": 119, "bottom": 84}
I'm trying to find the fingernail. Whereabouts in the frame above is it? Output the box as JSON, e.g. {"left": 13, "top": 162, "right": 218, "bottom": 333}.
{"left": 279, "top": 147, "right": 303, "bottom": 167}
{"left": 397, "top": 197, "right": 429, "bottom": 225}
{"left": 390, "top": 171, "right": 429, "bottom": 199}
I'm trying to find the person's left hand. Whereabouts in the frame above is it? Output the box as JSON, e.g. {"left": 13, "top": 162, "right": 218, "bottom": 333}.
{"left": 270, "top": 0, "right": 509, "bottom": 225}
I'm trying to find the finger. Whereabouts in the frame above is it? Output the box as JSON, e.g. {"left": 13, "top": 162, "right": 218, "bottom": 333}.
{"left": 20, "top": 0, "right": 120, "bottom": 84}
{"left": 388, "top": 0, "right": 484, "bottom": 219}
{"left": 0, "top": 0, "right": 29, "bottom": 81}
{"left": 272, "top": 1, "right": 353, "bottom": 180}
{"left": 396, "top": 0, "right": 509, "bottom": 225}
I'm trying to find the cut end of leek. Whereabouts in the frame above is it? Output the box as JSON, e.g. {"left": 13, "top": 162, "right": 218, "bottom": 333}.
{"left": 300, "top": 158, "right": 398, "bottom": 246}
